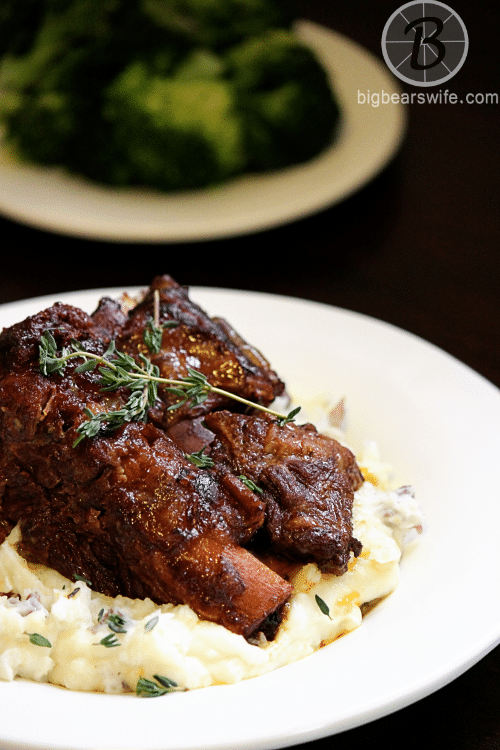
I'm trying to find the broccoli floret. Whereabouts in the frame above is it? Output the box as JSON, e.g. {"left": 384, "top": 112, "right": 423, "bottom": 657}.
{"left": 101, "top": 60, "right": 246, "bottom": 189}
{"left": 0, "top": 1, "right": 122, "bottom": 87}
{"left": 0, "top": 0, "right": 188, "bottom": 174}
{"left": 0, "top": 0, "right": 46, "bottom": 57}
{"left": 227, "top": 29, "right": 340, "bottom": 171}
{"left": 173, "top": 48, "right": 226, "bottom": 81}
{"left": 142, "top": 0, "right": 293, "bottom": 51}
{"left": 0, "top": 4, "right": 111, "bottom": 167}
{"left": 5, "top": 90, "right": 78, "bottom": 165}
{"left": 0, "top": 1, "right": 340, "bottom": 191}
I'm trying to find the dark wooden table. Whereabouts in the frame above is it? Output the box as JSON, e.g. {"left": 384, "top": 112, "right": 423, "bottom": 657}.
{"left": 1, "top": 1, "right": 499, "bottom": 748}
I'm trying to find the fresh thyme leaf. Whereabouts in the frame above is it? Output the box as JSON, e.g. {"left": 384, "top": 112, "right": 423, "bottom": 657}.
{"left": 28, "top": 633, "right": 52, "bottom": 648}
{"left": 39, "top": 331, "right": 67, "bottom": 376}
{"left": 277, "top": 406, "right": 302, "bottom": 426}
{"left": 107, "top": 614, "right": 127, "bottom": 633}
{"left": 237, "top": 475, "right": 263, "bottom": 494}
{"left": 73, "top": 358, "right": 98, "bottom": 373}
{"left": 136, "top": 675, "right": 181, "bottom": 697}
{"left": 135, "top": 678, "right": 167, "bottom": 697}
{"left": 143, "top": 317, "right": 179, "bottom": 354}
{"left": 104, "top": 340, "right": 116, "bottom": 357}
{"left": 164, "top": 390, "right": 189, "bottom": 411}
{"left": 186, "top": 449, "right": 214, "bottom": 468}
{"left": 73, "top": 411, "right": 107, "bottom": 447}
{"left": 165, "top": 368, "right": 210, "bottom": 412}
{"left": 144, "top": 615, "right": 159, "bottom": 632}
{"left": 153, "top": 674, "right": 178, "bottom": 689}
{"left": 315, "top": 594, "right": 332, "bottom": 619}
{"left": 143, "top": 320, "right": 165, "bottom": 355}
{"left": 143, "top": 319, "right": 163, "bottom": 354}
{"left": 99, "top": 633, "right": 121, "bottom": 648}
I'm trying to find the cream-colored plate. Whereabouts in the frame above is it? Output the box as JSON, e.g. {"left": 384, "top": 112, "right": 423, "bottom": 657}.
{"left": 0, "top": 22, "right": 406, "bottom": 242}
{"left": 0, "top": 286, "right": 499, "bottom": 750}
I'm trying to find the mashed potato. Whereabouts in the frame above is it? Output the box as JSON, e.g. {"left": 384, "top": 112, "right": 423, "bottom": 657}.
{"left": 0, "top": 394, "right": 423, "bottom": 695}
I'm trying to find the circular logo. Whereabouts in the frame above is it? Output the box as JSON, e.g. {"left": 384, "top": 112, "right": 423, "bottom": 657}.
{"left": 382, "top": 1, "right": 468, "bottom": 87}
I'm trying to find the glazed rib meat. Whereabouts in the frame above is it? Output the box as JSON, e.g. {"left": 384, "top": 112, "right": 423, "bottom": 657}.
{"left": 205, "top": 411, "right": 363, "bottom": 574}
{"left": 115, "top": 275, "right": 285, "bottom": 428}
{"left": 0, "top": 276, "right": 363, "bottom": 638}
{"left": 0, "top": 302, "right": 291, "bottom": 637}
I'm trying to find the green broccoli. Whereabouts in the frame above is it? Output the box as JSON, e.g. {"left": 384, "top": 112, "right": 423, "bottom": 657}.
{"left": 227, "top": 29, "right": 340, "bottom": 171}
{"left": 0, "top": 0, "right": 185, "bottom": 173}
{"left": 0, "top": 0, "right": 340, "bottom": 191}
{"left": 102, "top": 60, "right": 246, "bottom": 189}
{"left": 141, "top": 0, "right": 293, "bottom": 51}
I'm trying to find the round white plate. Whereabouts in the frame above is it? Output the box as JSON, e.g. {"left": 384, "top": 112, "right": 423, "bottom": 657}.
{"left": 1, "top": 287, "right": 499, "bottom": 750}
{"left": 0, "top": 21, "right": 406, "bottom": 242}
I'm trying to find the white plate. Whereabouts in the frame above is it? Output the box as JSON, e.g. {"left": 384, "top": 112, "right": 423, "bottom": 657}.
{"left": 0, "top": 21, "right": 406, "bottom": 242}
{"left": 1, "top": 287, "right": 499, "bottom": 750}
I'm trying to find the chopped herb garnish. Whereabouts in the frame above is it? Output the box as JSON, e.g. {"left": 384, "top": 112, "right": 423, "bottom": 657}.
{"left": 107, "top": 613, "right": 127, "bottom": 633}
{"left": 153, "top": 674, "right": 179, "bottom": 689}
{"left": 315, "top": 594, "right": 332, "bottom": 619}
{"left": 186, "top": 448, "right": 214, "bottom": 469}
{"left": 144, "top": 615, "right": 159, "bottom": 632}
{"left": 136, "top": 675, "right": 182, "bottom": 697}
{"left": 237, "top": 475, "right": 263, "bottom": 494}
{"left": 28, "top": 633, "right": 52, "bottom": 648}
{"left": 99, "top": 633, "right": 121, "bottom": 648}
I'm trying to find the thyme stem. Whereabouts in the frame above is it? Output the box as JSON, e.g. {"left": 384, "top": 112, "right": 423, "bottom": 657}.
{"left": 46, "top": 348, "right": 285, "bottom": 417}
{"left": 38, "top": 331, "right": 300, "bottom": 444}
{"left": 153, "top": 288, "right": 160, "bottom": 328}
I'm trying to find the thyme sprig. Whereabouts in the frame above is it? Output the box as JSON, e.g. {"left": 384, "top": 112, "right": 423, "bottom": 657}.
{"left": 136, "top": 675, "right": 183, "bottom": 697}
{"left": 38, "top": 330, "right": 300, "bottom": 446}
{"left": 142, "top": 287, "right": 180, "bottom": 354}
{"left": 143, "top": 318, "right": 179, "bottom": 354}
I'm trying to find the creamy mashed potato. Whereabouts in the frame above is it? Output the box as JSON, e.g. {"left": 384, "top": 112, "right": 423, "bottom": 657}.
{"left": 0, "top": 394, "right": 423, "bottom": 695}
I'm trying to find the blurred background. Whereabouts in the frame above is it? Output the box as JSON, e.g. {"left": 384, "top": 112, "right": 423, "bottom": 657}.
{"left": 0, "top": 0, "right": 499, "bottom": 747}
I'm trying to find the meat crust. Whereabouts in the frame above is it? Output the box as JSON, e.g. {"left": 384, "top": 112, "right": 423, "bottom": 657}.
{"left": 115, "top": 275, "right": 285, "bottom": 427}
{"left": 205, "top": 411, "right": 363, "bottom": 574}
{"left": 0, "top": 276, "right": 363, "bottom": 638}
{"left": 0, "top": 302, "right": 290, "bottom": 637}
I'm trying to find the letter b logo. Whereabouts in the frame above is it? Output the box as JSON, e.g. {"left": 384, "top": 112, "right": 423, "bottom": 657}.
{"left": 382, "top": 2, "right": 468, "bottom": 86}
